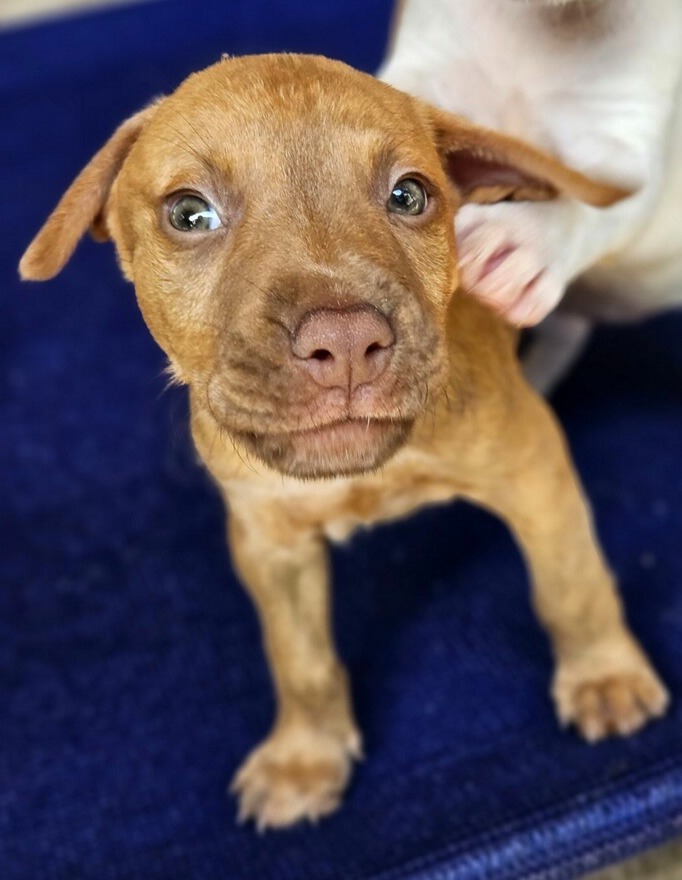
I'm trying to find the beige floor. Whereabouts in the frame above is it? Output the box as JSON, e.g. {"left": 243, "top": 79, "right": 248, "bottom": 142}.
{"left": 589, "top": 840, "right": 682, "bottom": 880}
{"left": 0, "top": 0, "right": 155, "bottom": 28}
{"left": 3, "top": 0, "right": 681, "bottom": 877}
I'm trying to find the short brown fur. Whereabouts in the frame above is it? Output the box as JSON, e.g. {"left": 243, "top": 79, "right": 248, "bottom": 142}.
{"left": 21, "top": 54, "right": 666, "bottom": 830}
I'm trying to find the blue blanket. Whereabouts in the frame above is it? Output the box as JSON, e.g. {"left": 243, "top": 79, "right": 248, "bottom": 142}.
{"left": 1, "top": 2, "right": 681, "bottom": 877}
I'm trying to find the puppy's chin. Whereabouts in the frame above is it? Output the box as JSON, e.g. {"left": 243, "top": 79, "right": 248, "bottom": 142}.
{"left": 234, "top": 418, "right": 414, "bottom": 480}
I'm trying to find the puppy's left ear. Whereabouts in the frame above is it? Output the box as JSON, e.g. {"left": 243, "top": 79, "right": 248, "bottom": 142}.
{"left": 429, "top": 108, "right": 633, "bottom": 208}
{"left": 19, "top": 100, "right": 161, "bottom": 281}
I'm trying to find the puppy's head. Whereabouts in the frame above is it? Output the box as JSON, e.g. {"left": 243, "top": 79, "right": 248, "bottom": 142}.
{"left": 20, "top": 54, "right": 627, "bottom": 479}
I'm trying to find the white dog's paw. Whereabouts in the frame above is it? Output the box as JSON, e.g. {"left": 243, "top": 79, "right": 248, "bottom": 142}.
{"left": 456, "top": 205, "right": 567, "bottom": 327}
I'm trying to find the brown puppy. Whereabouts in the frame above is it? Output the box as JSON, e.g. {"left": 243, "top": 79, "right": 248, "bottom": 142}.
{"left": 21, "top": 54, "right": 668, "bottom": 830}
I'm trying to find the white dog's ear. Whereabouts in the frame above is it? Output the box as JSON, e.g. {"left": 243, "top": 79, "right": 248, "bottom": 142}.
{"left": 20, "top": 100, "right": 162, "bottom": 281}
{"left": 429, "top": 107, "right": 633, "bottom": 208}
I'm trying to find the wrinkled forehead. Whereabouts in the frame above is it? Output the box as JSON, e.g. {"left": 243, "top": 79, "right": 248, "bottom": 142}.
{"left": 133, "top": 56, "right": 440, "bottom": 195}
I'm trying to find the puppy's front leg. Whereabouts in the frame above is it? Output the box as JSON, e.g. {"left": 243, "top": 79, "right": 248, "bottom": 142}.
{"left": 227, "top": 506, "right": 361, "bottom": 829}
{"left": 471, "top": 392, "right": 669, "bottom": 740}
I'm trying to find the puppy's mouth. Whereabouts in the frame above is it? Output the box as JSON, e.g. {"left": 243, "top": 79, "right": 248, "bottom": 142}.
{"left": 234, "top": 417, "right": 414, "bottom": 479}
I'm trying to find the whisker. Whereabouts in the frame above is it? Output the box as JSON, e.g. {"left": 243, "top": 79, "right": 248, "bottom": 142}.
{"left": 173, "top": 111, "right": 215, "bottom": 159}
{"left": 159, "top": 120, "right": 212, "bottom": 168}
{"left": 143, "top": 132, "right": 207, "bottom": 167}
{"left": 203, "top": 374, "right": 259, "bottom": 475}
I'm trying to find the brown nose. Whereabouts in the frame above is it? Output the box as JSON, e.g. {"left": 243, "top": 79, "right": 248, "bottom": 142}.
{"left": 291, "top": 306, "right": 395, "bottom": 391}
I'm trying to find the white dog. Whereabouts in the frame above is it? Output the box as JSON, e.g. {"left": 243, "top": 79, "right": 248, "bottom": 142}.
{"left": 380, "top": 0, "right": 682, "bottom": 390}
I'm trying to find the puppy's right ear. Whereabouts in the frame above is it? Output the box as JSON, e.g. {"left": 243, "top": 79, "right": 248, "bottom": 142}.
{"left": 427, "top": 107, "right": 633, "bottom": 208}
{"left": 19, "top": 101, "right": 161, "bottom": 281}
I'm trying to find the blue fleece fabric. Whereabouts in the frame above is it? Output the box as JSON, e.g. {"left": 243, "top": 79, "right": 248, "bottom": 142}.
{"left": 1, "top": 2, "right": 681, "bottom": 878}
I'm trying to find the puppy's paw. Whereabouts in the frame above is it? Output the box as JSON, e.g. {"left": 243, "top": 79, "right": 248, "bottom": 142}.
{"left": 231, "top": 724, "right": 362, "bottom": 830}
{"left": 553, "top": 636, "right": 669, "bottom": 742}
{"left": 456, "top": 205, "right": 565, "bottom": 327}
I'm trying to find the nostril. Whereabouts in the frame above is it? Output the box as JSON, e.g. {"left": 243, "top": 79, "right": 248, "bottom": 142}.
{"left": 310, "top": 348, "right": 334, "bottom": 361}
{"left": 365, "top": 341, "right": 384, "bottom": 357}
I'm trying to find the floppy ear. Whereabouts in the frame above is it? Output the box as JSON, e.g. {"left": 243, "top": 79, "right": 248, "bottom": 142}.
{"left": 429, "top": 108, "right": 633, "bottom": 208}
{"left": 19, "top": 101, "right": 161, "bottom": 281}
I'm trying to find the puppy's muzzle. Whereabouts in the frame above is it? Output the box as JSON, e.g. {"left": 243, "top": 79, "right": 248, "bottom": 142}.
{"left": 291, "top": 305, "right": 395, "bottom": 394}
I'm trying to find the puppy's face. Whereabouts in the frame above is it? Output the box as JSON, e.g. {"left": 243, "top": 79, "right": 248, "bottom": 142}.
{"left": 120, "top": 57, "right": 458, "bottom": 478}
{"left": 21, "top": 54, "right": 627, "bottom": 479}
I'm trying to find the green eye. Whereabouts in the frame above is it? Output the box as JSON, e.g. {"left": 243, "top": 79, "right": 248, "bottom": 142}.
{"left": 388, "top": 178, "right": 428, "bottom": 216}
{"left": 169, "top": 195, "right": 221, "bottom": 231}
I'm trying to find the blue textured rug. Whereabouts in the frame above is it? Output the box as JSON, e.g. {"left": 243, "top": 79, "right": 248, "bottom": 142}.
{"left": 1, "top": 2, "right": 681, "bottom": 878}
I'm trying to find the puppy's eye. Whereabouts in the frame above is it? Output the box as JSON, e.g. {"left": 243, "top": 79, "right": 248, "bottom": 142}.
{"left": 388, "top": 178, "right": 427, "bottom": 216}
{"left": 169, "top": 195, "right": 221, "bottom": 231}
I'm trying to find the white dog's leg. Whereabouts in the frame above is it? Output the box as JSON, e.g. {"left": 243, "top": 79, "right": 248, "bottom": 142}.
{"left": 381, "top": 0, "right": 682, "bottom": 327}
{"left": 522, "top": 312, "right": 592, "bottom": 396}
{"left": 455, "top": 197, "right": 653, "bottom": 327}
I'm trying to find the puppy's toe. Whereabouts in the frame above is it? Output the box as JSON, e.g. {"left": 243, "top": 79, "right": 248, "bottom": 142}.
{"left": 231, "top": 726, "right": 360, "bottom": 830}
{"left": 571, "top": 673, "right": 667, "bottom": 741}
{"left": 554, "top": 639, "right": 669, "bottom": 742}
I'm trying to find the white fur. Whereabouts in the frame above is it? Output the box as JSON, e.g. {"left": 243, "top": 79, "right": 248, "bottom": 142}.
{"left": 380, "top": 0, "right": 682, "bottom": 386}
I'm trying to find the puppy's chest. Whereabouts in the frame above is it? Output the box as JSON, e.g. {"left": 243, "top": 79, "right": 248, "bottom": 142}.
{"left": 318, "top": 455, "right": 460, "bottom": 543}
{"left": 229, "top": 450, "right": 460, "bottom": 543}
